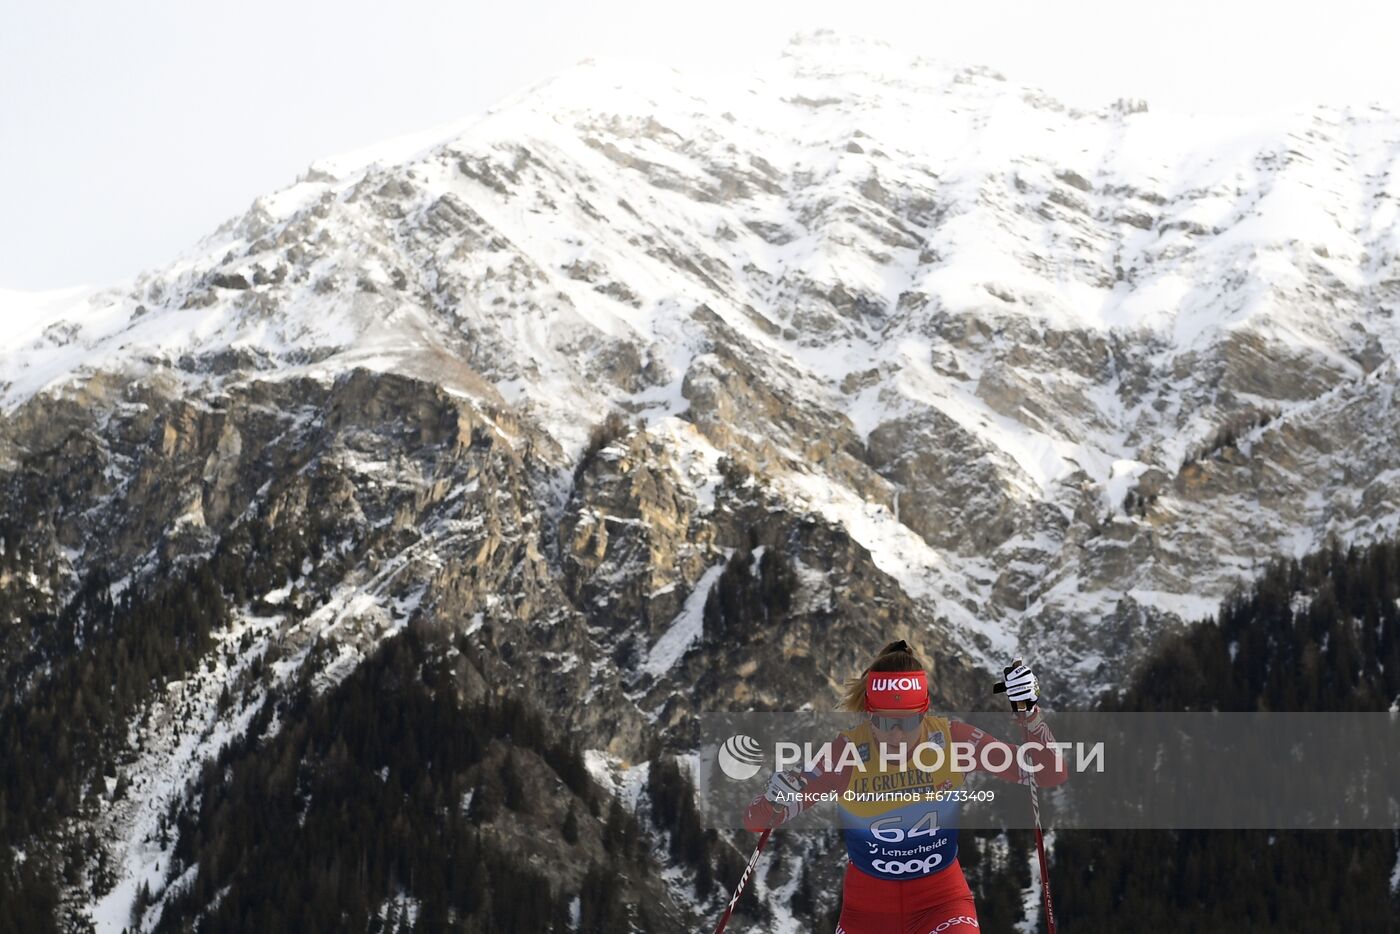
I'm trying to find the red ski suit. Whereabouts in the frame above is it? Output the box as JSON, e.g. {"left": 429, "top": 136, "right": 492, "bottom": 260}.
{"left": 743, "top": 709, "right": 1067, "bottom": 934}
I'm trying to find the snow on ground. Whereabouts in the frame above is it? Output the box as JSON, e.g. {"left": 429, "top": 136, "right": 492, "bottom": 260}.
{"left": 1014, "top": 858, "right": 1039, "bottom": 931}
{"left": 374, "top": 891, "right": 421, "bottom": 930}
{"left": 648, "top": 416, "right": 726, "bottom": 513}
{"left": 754, "top": 846, "right": 805, "bottom": 934}
{"left": 1124, "top": 589, "right": 1223, "bottom": 625}
{"left": 306, "top": 114, "right": 484, "bottom": 184}
{"left": 1103, "top": 460, "right": 1150, "bottom": 515}
{"left": 583, "top": 751, "right": 650, "bottom": 812}
{"left": 85, "top": 610, "right": 283, "bottom": 933}
{"left": 778, "top": 466, "right": 1015, "bottom": 669}
{"left": 642, "top": 562, "right": 726, "bottom": 677}
{"left": 1014, "top": 830, "right": 1054, "bottom": 934}
{"left": 82, "top": 512, "right": 458, "bottom": 930}
{"left": 7, "top": 32, "right": 1399, "bottom": 934}
{"left": 0, "top": 285, "right": 103, "bottom": 350}
{"left": 1, "top": 38, "right": 1393, "bottom": 668}
{"left": 1391, "top": 832, "right": 1400, "bottom": 895}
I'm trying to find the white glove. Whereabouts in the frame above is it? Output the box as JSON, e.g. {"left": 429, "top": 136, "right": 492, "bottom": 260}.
{"left": 1003, "top": 662, "right": 1040, "bottom": 707}
{"left": 764, "top": 770, "right": 805, "bottom": 821}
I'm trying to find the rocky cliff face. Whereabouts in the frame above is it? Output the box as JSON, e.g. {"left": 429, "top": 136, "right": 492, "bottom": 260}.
{"left": 3, "top": 30, "right": 1400, "bottom": 931}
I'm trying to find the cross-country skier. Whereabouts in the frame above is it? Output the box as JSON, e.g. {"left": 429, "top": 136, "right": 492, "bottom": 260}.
{"left": 743, "top": 640, "right": 1067, "bottom": 933}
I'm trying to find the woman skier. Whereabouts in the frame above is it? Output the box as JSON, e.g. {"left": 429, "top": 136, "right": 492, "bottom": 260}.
{"left": 743, "top": 640, "right": 1067, "bottom": 933}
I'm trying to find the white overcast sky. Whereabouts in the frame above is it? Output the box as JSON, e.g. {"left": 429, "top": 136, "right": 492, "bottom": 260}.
{"left": 2, "top": 0, "right": 1397, "bottom": 290}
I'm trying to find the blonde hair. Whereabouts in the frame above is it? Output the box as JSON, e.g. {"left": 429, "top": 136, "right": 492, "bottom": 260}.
{"left": 839, "top": 639, "right": 930, "bottom": 712}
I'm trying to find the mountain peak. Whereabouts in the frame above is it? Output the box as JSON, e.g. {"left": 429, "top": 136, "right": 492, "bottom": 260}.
{"left": 4, "top": 42, "right": 1399, "bottom": 664}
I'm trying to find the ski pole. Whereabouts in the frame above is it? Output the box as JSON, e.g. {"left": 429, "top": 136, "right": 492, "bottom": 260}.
{"left": 994, "top": 658, "right": 1058, "bottom": 934}
{"left": 713, "top": 827, "right": 770, "bottom": 934}
{"left": 1020, "top": 721, "right": 1057, "bottom": 934}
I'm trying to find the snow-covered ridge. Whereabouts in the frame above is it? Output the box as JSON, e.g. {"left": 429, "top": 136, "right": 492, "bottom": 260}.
{"left": 4, "top": 32, "right": 1400, "bottom": 691}
{"left": 5, "top": 35, "right": 1397, "bottom": 415}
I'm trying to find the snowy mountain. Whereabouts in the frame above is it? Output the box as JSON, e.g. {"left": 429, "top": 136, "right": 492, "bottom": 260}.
{"left": 3, "top": 30, "right": 1400, "bottom": 930}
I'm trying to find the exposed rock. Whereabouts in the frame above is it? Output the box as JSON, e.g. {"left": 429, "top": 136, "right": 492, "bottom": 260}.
{"left": 7, "top": 37, "right": 1400, "bottom": 927}
{"left": 866, "top": 410, "right": 1026, "bottom": 553}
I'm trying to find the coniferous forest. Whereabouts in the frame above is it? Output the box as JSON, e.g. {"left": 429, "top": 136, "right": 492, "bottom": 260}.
{"left": 1046, "top": 539, "right": 1400, "bottom": 933}
{"left": 10, "top": 13, "right": 1400, "bottom": 933}
{"left": 4, "top": 517, "right": 1400, "bottom": 930}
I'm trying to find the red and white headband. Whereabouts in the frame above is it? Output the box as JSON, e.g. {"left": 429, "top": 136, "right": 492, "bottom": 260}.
{"left": 864, "top": 670, "right": 930, "bottom": 712}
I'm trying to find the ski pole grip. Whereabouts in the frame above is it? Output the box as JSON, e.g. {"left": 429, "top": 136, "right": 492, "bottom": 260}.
{"left": 992, "top": 659, "right": 1027, "bottom": 710}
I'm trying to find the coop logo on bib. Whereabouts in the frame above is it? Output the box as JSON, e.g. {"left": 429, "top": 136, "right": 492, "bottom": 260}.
{"left": 870, "top": 852, "right": 943, "bottom": 875}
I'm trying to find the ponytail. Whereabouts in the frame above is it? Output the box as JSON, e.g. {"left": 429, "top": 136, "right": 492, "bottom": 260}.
{"left": 839, "top": 639, "right": 930, "bottom": 711}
